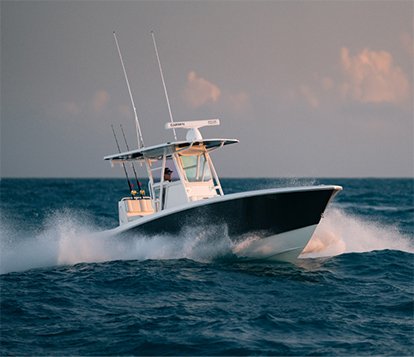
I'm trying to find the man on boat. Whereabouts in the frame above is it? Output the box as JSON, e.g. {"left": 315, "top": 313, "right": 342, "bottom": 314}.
{"left": 164, "top": 168, "right": 173, "bottom": 182}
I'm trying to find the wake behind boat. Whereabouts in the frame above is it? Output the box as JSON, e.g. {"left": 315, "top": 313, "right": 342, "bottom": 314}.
{"left": 103, "top": 32, "right": 342, "bottom": 262}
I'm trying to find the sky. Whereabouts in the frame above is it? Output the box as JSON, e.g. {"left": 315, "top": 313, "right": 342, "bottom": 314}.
{"left": 1, "top": 0, "right": 413, "bottom": 178}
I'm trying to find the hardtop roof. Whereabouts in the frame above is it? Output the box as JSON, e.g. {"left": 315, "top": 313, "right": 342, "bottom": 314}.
{"left": 104, "top": 138, "right": 238, "bottom": 162}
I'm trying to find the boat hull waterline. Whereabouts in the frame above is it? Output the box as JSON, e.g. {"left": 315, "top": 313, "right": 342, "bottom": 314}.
{"left": 106, "top": 185, "right": 342, "bottom": 262}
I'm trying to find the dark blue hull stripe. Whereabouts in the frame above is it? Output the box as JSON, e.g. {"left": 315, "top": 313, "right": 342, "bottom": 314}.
{"left": 123, "top": 188, "right": 337, "bottom": 241}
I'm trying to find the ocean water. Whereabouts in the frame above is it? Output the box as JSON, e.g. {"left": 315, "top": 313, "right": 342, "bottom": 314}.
{"left": 1, "top": 178, "right": 413, "bottom": 356}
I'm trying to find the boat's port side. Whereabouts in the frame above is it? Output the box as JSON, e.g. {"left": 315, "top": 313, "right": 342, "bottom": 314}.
{"left": 120, "top": 187, "right": 339, "bottom": 246}
{"left": 114, "top": 187, "right": 339, "bottom": 260}
{"left": 118, "top": 197, "right": 155, "bottom": 225}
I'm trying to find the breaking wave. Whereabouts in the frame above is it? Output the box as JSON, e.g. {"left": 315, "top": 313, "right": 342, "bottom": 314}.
{"left": 301, "top": 208, "right": 414, "bottom": 258}
{"left": 0, "top": 210, "right": 234, "bottom": 274}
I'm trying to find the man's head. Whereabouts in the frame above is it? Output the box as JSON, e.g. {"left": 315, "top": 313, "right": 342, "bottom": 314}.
{"left": 164, "top": 168, "right": 173, "bottom": 181}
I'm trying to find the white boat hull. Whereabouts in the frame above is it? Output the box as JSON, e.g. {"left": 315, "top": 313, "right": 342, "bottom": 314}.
{"left": 233, "top": 224, "right": 318, "bottom": 262}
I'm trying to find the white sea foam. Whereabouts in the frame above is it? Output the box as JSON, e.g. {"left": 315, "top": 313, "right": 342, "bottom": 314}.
{"left": 0, "top": 211, "right": 233, "bottom": 274}
{"left": 301, "top": 208, "right": 414, "bottom": 258}
{"left": 1, "top": 207, "right": 412, "bottom": 274}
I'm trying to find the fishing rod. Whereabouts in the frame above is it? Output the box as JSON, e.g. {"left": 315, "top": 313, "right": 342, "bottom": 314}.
{"left": 113, "top": 31, "right": 145, "bottom": 149}
{"left": 111, "top": 125, "right": 135, "bottom": 199}
{"left": 151, "top": 31, "right": 177, "bottom": 141}
{"left": 120, "top": 124, "right": 144, "bottom": 197}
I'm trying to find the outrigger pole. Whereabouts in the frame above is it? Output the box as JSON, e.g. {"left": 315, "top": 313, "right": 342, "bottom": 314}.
{"left": 120, "top": 124, "right": 143, "bottom": 197}
{"left": 113, "top": 31, "right": 145, "bottom": 149}
{"left": 111, "top": 125, "right": 135, "bottom": 199}
{"left": 151, "top": 31, "right": 177, "bottom": 141}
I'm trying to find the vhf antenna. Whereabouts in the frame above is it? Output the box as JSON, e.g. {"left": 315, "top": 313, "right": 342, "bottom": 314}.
{"left": 151, "top": 31, "right": 177, "bottom": 141}
{"left": 113, "top": 31, "right": 145, "bottom": 149}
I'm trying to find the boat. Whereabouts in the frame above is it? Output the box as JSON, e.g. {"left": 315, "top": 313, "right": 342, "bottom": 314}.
{"left": 103, "top": 32, "right": 342, "bottom": 262}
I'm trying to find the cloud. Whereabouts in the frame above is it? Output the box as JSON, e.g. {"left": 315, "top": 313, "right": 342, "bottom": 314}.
{"left": 62, "top": 101, "right": 80, "bottom": 115}
{"left": 55, "top": 90, "right": 111, "bottom": 120}
{"left": 293, "top": 47, "right": 410, "bottom": 109}
{"left": 299, "top": 84, "right": 319, "bottom": 109}
{"left": 91, "top": 90, "right": 110, "bottom": 113}
{"left": 321, "top": 77, "right": 334, "bottom": 91}
{"left": 400, "top": 32, "right": 414, "bottom": 58}
{"left": 290, "top": 76, "right": 335, "bottom": 109}
{"left": 182, "top": 70, "right": 252, "bottom": 115}
{"left": 183, "top": 71, "right": 221, "bottom": 108}
{"left": 340, "top": 47, "right": 410, "bottom": 104}
{"left": 226, "top": 91, "right": 251, "bottom": 113}
{"left": 118, "top": 104, "right": 131, "bottom": 118}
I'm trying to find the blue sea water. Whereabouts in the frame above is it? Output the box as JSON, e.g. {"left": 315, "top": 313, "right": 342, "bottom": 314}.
{"left": 1, "top": 178, "right": 413, "bottom": 356}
